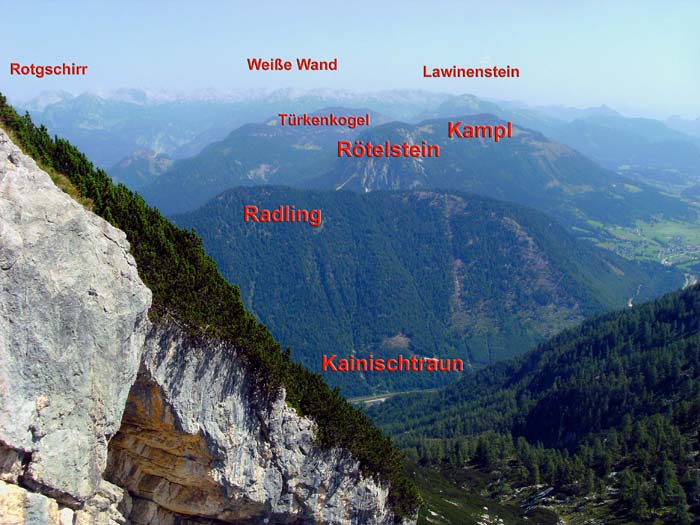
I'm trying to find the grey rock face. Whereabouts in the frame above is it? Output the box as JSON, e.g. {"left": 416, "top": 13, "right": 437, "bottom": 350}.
{"left": 0, "top": 129, "right": 413, "bottom": 524}
{"left": 106, "top": 323, "right": 402, "bottom": 524}
{"left": 0, "top": 128, "right": 151, "bottom": 512}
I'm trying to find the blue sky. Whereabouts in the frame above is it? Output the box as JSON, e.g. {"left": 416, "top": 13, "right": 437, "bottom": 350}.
{"left": 2, "top": 0, "right": 698, "bottom": 118}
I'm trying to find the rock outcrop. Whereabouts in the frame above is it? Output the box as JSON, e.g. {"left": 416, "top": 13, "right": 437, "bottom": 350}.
{"left": 0, "top": 128, "right": 151, "bottom": 524}
{"left": 0, "top": 128, "right": 411, "bottom": 524}
{"left": 107, "top": 324, "right": 397, "bottom": 524}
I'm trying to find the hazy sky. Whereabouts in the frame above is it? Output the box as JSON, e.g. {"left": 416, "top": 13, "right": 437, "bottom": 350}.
{"left": 2, "top": 0, "right": 698, "bottom": 118}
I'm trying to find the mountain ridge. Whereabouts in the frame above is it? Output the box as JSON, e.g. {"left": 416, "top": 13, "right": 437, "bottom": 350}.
{"left": 315, "top": 115, "right": 695, "bottom": 231}
{"left": 139, "top": 107, "right": 390, "bottom": 212}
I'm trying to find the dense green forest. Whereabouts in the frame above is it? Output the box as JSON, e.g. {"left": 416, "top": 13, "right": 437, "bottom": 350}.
{"left": 0, "top": 93, "right": 419, "bottom": 520}
{"left": 370, "top": 284, "right": 700, "bottom": 523}
{"left": 175, "top": 185, "right": 681, "bottom": 395}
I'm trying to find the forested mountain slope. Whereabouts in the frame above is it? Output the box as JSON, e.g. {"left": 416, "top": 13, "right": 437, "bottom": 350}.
{"left": 369, "top": 284, "right": 700, "bottom": 523}
{"left": 175, "top": 186, "right": 683, "bottom": 396}
{"left": 316, "top": 115, "right": 695, "bottom": 232}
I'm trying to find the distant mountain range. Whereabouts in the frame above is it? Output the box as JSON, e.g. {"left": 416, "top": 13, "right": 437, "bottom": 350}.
{"left": 545, "top": 115, "right": 700, "bottom": 189}
{"left": 15, "top": 89, "right": 450, "bottom": 167}
{"left": 423, "top": 96, "right": 700, "bottom": 189}
{"left": 173, "top": 186, "right": 683, "bottom": 396}
{"left": 18, "top": 88, "right": 700, "bottom": 273}
{"left": 18, "top": 89, "right": 700, "bottom": 191}
{"left": 138, "top": 111, "right": 696, "bottom": 243}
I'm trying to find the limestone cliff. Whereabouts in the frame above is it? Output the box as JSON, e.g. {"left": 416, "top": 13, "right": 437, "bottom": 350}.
{"left": 0, "top": 129, "right": 412, "bottom": 524}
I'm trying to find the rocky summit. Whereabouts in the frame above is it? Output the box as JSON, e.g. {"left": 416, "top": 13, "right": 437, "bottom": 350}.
{"left": 0, "top": 128, "right": 410, "bottom": 524}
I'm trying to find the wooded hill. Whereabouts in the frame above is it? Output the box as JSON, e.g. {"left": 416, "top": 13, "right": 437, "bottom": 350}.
{"left": 369, "top": 284, "right": 700, "bottom": 523}
{"left": 175, "top": 185, "right": 682, "bottom": 396}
